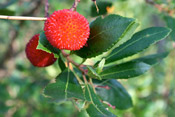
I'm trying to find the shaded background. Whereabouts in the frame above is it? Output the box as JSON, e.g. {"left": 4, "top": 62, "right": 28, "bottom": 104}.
{"left": 0, "top": 0, "right": 175, "bottom": 117}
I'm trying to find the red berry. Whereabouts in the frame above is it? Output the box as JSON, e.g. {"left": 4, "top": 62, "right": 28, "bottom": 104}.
{"left": 25, "top": 34, "right": 57, "bottom": 67}
{"left": 44, "top": 9, "right": 90, "bottom": 50}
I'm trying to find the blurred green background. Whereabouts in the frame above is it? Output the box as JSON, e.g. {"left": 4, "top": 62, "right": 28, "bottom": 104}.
{"left": 0, "top": 0, "right": 175, "bottom": 117}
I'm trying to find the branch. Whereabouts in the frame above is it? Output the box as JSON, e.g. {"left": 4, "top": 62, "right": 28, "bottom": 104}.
{"left": 70, "top": 0, "right": 80, "bottom": 11}
{"left": 0, "top": 0, "right": 80, "bottom": 20}
{"left": 45, "top": 0, "right": 49, "bottom": 17}
{"left": 0, "top": 0, "right": 42, "bottom": 68}
{"left": 92, "top": 0, "right": 99, "bottom": 13}
{"left": 0, "top": 15, "right": 47, "bottom": 21}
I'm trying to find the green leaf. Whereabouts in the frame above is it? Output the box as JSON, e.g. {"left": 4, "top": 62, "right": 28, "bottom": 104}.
{"left": 100, "top": 52, "right": 168, "bottom": 79}
{"left": 0, "top": 9, "right": 15, "bottom": 15}
{"left": 87, "top": 66, "right": 102, "bottom": 80}
{"left": 96, "top": 58, "right": 105, "bottom": 74}
{"left": 94, "top": 79, "right": 132, "bottom": 110}
{"left": 58, "top": 56, "right": 66, "bottom": 71}
{"left": 37, "top": 32, "right": 60, "bottom": 58}
{"left": 163, "top": 15, "right": 175, "bottom": 41}
{"left": 105, "top": 27, "right": 171, "bottom": 64}
{"left": 85, "top": 84, "right": 116, "bottom": 117}
{"left": 112, "top": 22, "right": 139, "bottom": 49}
{"left": 101, "top": 61, "right": 150, "bottom": 79}
{"left": 75, "top": 14, "right": 136, "bottom": 58}
{"left": 93, "top": 21, "right": 139, "bottom": 68}
{"left": 132, "top": 52, "right": 169, "bottom": 65}
{"left": 91, "top": 1, "right": 112, "bottom": 17}
{"left": 72, "top": 100, "right": 86, "bottom": 111}
{"left": 44, "top": 69, "right": 85, "bottom": 102}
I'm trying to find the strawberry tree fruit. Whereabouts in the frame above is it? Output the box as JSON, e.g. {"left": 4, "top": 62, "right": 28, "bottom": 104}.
{"left": 44, "top": 9, "right": 90, "bottom": 50}
{"left": 25, "top": 34, "right": 57, "bottom": 67}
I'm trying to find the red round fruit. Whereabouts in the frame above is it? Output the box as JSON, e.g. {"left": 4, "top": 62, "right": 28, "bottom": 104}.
{"left": 25, "top": 34, "right": 57, "bottom": 67}
{"left": 44, "top": 9, "right": 90, "bottom": 50}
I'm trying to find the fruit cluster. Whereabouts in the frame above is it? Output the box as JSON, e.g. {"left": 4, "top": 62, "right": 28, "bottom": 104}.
{"left": 25, "top": 9, "right": 90, "bottom": 67}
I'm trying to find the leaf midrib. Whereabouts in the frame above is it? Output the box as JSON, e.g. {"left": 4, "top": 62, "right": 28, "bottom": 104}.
{"left": 89, "top": 19, "right": 134, "bottom": 41}
{"left": 106, "top": 29, "right": 169, "bottom": 60}
{"left": 100, "top": 65, "right": 150, "bottom": 77}
{"left": 86, "top": 84, "right": 107, "bottom": 116}
{"left": 65, "top": 69, "right": 70, "bottom": 99}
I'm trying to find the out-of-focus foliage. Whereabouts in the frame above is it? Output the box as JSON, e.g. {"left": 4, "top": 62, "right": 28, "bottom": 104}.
{"left": 0, "top": 0, "right": 175, "bottom": 116}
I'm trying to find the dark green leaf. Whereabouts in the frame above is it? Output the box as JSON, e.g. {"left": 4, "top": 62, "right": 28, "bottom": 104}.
{"left": 101, "top": 61, "right": 150, "bottom": 79}
{"left": 37, "top": 32, "right": 60, "bottom": 58}
{"left": 163, "top": 15, "right": 175, "bottom": 41}
{"left": 75, "top": 14, "right": 136, "bottom": 58}
{"left": 132, "top": 52, "right": 169, "bottom": 65}
{"left": 85, "top": 84, "right": 116, "bottom": 117}
{"left": 0, "top": 9, "right": 15, "bottom": 15}
{"left": 113, "top": 21, "right": 139, "bottom": 49}
{"left": 100, "top": 52, "right": 168, "bottom": 79}
{"left": 58, "top": 56, "right": 66, "bottom": 71}
{"left": 44, "top": 69, "right": 84, "bottom": 102}
{"left": 94, "top": 79, "right": 133, "bottom": 110}
{"left": 105, "top": 27, "right": 171, "bottom": 64}
{"left": 87, "top": 66, "right": 102, "bottom": 80}
{"left": 91, "top": 1, "right": 112, "bottom": 17}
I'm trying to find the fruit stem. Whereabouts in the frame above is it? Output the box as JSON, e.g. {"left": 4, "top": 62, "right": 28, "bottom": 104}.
{"left": 0, "top": 15, "right": 47, "bottom": 21}
{"left": 61, "top": 50, "right": 87, "bottom": 74}
{"left": 70, "top": 0, "right": 80, "bottom": 11}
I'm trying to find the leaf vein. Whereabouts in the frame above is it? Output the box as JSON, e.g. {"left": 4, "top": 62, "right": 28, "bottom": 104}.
{"left": 106, "top": 30, "right": 168, "bottom": 59}
{"left": 101, "top": 66, "right": 149, "bottom": 77}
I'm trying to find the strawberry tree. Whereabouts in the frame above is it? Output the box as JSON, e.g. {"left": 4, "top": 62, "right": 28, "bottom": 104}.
{"left": 0, "top": 0, "right": 172, "bottom": 116}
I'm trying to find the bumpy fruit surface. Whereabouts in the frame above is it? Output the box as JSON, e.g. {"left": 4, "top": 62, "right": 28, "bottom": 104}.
{"left": 44, "top": 9, "right": 90, "bottom": 50}
{"left": 25, "top": 34, "right": 57, "bottom": 67}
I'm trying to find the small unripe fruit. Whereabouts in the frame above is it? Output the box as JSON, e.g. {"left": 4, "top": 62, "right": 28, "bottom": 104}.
{"left": 44, "top": 9, "right": 90, "bottom": 50}
{"left": 25, "top": 34, "right": 57, "bottom": 67}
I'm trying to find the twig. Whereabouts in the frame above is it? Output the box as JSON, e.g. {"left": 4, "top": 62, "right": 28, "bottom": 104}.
{"left": 0, "top": 0, "right": 81, "bottom": 20}
{"left": 0, "top": 15, "right": 47, "bottom": 21}
{"left": 70, "top": 0, "right": 80, "bottom": 11}
{"left": 102, "top": 101, "right": 116, "bottom": 109}
{"left": 92, "top": 0, "right": 99, "bottom": 13}
{"left": 45, "top": 0, "right": 49, "bottom": 17}
{"left": 61, "top": 50, "right": 87, "bottom": 74}
{"left": 0, "top": 0, "right": 42, "bottom": 68}
{"left": 94, "top": 85, "right": 110, "bottom": 90}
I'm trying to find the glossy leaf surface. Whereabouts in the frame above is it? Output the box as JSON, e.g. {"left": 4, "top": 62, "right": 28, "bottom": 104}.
{"left": 85, "top": 84, "right": 116, "bottom": 117}
{"left": 44, "top": 69, "right": 84, "bottom": 102}
{"left": 100, "top": 52, "right": 168, "bottom": 79}
{"left": 105, "top": 27, "right": 171, "bottom": 64}
{"left": 94, "top": 79, "right": 133, "bottom": 110}
{"left": 75, "top": 14, "right": 135, "bottom": 58}
{"left": 37, "top": 32, "right": 60, "bottom": 58}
